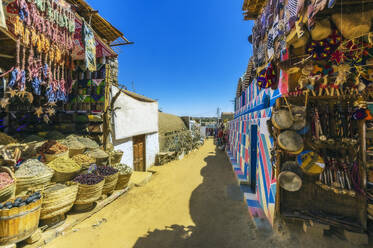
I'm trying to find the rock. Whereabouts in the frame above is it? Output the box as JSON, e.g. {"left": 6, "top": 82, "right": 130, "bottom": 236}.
{"left": 344, "top": 230, "right": 368, "bottom": 245}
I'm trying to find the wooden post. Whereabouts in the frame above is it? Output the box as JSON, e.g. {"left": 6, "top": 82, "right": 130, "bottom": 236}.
{"left": 103, "top": 63, "right": 111, "bottom": 151}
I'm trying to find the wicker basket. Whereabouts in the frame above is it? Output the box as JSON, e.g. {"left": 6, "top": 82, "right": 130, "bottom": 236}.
{"left": 40, "top": 183, "right": 78, "bottom": 220}
{"left": 0, "top": 167, "right": 16, "bottom": 203}
{"left": 16, "top": 170, "right": 54, "bottom": 195}
{"left": 44, "top": 151, "right": 69, "bottom": 163}
{"left": 115, "top": 173, "right": 132, "bottom": 190}
{"left": 74, "top": 180, "right": 104, "bottom": 205}
{"left": 69, "top": 147, "right": 85, "bottom": 158}
{"left": 109, "top": 151, "right": 123, "bottom": 165}
{"left": 51, "top": 169, "right": 81, "bottom": 183}
{"left": 101, "top": 173, "right": 119, "bottom": 195}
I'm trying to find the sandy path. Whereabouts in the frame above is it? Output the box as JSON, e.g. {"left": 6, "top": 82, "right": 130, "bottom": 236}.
{"left": 46, "top": 139, "right": 255, "bottom": 248}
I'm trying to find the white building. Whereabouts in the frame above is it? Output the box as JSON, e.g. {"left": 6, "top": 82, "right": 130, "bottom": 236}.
{"left": 111, "top": 87, "right": 159, "bottom": 171}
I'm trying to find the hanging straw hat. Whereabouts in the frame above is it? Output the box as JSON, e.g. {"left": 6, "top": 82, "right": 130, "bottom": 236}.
{"left": 278, "top": 161, "right": 303, "bottom": 192}
{"left": 331, "top": 11, "right": 372, "bottom": 39}
{"left": 310, "top": 18, "right": 332, "bottom": 41}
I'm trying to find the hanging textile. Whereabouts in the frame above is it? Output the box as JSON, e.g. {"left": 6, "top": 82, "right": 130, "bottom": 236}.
{"left": 82, "top": 21, "right": 96, "bottom": 72}
{"left": 0, "top": 0, "right": 6, "bottom": 29}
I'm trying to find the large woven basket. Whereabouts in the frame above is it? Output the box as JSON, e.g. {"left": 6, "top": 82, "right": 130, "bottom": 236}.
{"left": 40, "top": 183, "right": 78, "bottom": 220}
{"left": 0, "top": 167, "right": 16, "bottom": 203}
{"left": 74, "top": 180, "right": 104, "bottom": 205}
{"left": 102, "top": 173, "right": 119, "bottom": 195}
{"left": 16, "top": 170, "right": 54, "bottom": 195}
{"left": 109, "top": 151, "right": 123, "bottom": 165}
{"left": 115, "top": 173, "right": 132, "bottom": 190}
{"left": 44, "top": 151, "right": 69, "bottom": 163}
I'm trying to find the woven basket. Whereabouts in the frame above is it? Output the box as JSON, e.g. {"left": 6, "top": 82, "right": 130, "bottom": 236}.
{"left": 69, "top": 148, "right": 85, "bottom": 158}
{"left": 74, "top": 179, "right": 104, "bottom": 205}
{"left": 109, "top": 151, "right": 123, "bottom": 165}
{"left": 115, "top": 172, "right": 132, "bottom": 190}
{"left": 101, "top": 173, "right": 119, "bottom": 195}
{"left": 40, "top": 183, "right": 78, "bottom": 220}
{"left": 0, "top": 167, "right": 16, "bottom": 203}
{"left": 44, "top": 151, "right": 69, "bottom": 163}
{"left": 16, "top": 170, "right": 54, "bottom": 195}
{"left": 51, "top": 168, "right": 82, "bottom": 183}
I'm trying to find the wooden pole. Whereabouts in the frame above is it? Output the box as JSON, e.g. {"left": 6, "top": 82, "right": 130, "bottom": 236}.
{"left": 103, "top": 63, "right": 111, "bottom": 151}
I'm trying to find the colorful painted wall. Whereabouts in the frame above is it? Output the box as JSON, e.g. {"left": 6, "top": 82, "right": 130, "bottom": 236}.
{"left": 228, "top": 78, "right": 281, "bottom": 225}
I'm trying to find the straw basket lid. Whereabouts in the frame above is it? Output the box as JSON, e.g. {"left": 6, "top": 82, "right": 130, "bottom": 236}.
{"left": 290, "top": 105, "right": 307, "bottom": 131}
{"left": 310, "top": 18, "right": 332, "bottom": 41}
{"left": 297, "top": 151, "right": 325, "bottom": 175}
{"left": 331, "top": 10, "right": 372, "bottom": 39}
{"left": 278, "top": 161, "right": 303, "bottom": 192}
{"left": 272, "top": 109, "right": 294, "bottom": 130}
{"left": 277, "top": 130, "right": 304, "bottom": 154}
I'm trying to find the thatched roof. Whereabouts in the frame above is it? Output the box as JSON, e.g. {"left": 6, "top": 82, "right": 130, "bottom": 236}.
{"left": 242, "top": 0, "right": 267, "bottom": 20}
{"left": 158, "top": 112, "right": 187, "bottom": 136}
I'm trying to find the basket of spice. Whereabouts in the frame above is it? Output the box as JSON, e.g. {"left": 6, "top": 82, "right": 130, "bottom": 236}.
{"left": 85, "top": 149, "right": 109, "bottom": 166}
{"left": 109, "top": 150, "right": 124, "bottom": 165}
{"left": 38, "top": 140, "right": 69, "bottom": 163}
{"left": 48, "top": 157, "right": 82, "bottom": 183}
{"left": 60, "top": 139, "right": 86, "bottom": 158}
{"left": 0, "top": 191, "right": 42, "bottom": 246}
{"left": 0, "top": 167, "right": 15, "bottom": 203}
{"left": 40, "top": 183, "right": 78, "bottom": 221}
{"left": 15, "top": 159, "right": 54, "bottom": 195}
{"left": 72, "top": 154, "right": 95, "bottom": 169}
{"left": 97, "top": 166, "right": 119, "bottom": 195}
{"left": 112, "top": 164, "right": 133, "bottom": 190}
{"left": 73, "top": 173, "right": 104, "bottom": 210}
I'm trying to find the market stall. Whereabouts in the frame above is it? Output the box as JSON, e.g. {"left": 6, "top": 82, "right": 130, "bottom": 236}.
{"left": 230, "top": 0, "right": 373, "bottom": 237}
{"left": 0, "top": 0, "right": 133, "bottom": 245}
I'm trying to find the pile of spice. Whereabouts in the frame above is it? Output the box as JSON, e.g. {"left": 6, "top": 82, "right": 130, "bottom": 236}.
{"left": 85, "top": 149, "right": 108, "bottom": 160}
{"left": 72, "top": 154, "right": 95, "bottom": 167}
{"left": 38, "top": 140, "right": 68, "bottom": 154}
{"left": 15, "top": 159, "right": 53, "bottom": 178}
{"left": 97, "top": 166, "right": 118, "bottom": 176}
{"left": 73, "top": 174, "right": 104, "bottom": 185}
{"left": 48, "top": 157, "right": 81, "bottom": 173}
{"left": 0, "top": 172, "right": 14, "bottom": 190}
{"left": 112, "top": 164, "right": 132, "bottom": 175}
{"left": 60, "top": 139, "right": 85, "bottom": 150}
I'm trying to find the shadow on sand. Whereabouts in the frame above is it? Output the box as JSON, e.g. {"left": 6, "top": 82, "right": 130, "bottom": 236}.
{"left": 133, "top": 147, "right": 256, "bottom": 248}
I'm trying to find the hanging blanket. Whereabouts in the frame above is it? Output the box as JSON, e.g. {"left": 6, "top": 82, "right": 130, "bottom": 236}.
{"left": 82, "top": 21, "right": 96, "bottom": 72}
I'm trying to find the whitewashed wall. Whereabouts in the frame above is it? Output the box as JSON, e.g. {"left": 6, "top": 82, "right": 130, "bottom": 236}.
{"left": 112, "top": 87, "right": 158, "bottom": 140}
{"left": 114, "top": 138, "right": 134, "bottom": 169}
{"left": 200, "top": 126, "right": 206, "bottom": 138}
{"left": 145, "top": 132, "right": 159, "bottom": 169}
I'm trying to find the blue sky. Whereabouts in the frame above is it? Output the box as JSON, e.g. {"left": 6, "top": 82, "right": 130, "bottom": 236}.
{"left": 87, "top": 0, "right": 253, "bottom": 117}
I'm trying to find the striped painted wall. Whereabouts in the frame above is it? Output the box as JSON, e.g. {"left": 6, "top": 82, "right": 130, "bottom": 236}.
{"left": 229, "top": 78, "right": 282, "bottom": 225}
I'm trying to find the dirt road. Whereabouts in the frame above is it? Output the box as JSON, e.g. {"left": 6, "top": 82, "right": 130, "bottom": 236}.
{"left": 46, "top": 140, "right": 366, "bottom": 248}
{"left": 46, "top": 139, "right": 255, "bottom": 248}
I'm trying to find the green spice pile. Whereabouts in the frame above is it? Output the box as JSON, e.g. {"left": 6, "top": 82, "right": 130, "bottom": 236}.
{"left": 48, "top": 157, "right": 81, "bottom": 173}
{"left": 47, "top": 131, "right": 65, "bottom": 140}
{"left": 85, "top": 149, "right": 108, "bottom": 160}
{"left": 23, "top": 135, "right": 44, "bottom": 143}
{"left": 66, "top": 135, "right": 99, "bottom": 150}
{"left": 112, "top": 164, "right": 132, "bottom": 175}
{"left": 44, "top": 183, "right": 67, "bottom": 194}
{"left": 16, "top": 159, "right": 53, "bottom": 178}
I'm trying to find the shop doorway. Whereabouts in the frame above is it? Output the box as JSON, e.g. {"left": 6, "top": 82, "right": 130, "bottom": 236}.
{"left": 133, "top": 135, "right": 146, "bottom": 171}
{"left": 250, "top": 125, "right": 258, "bottom": 192}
